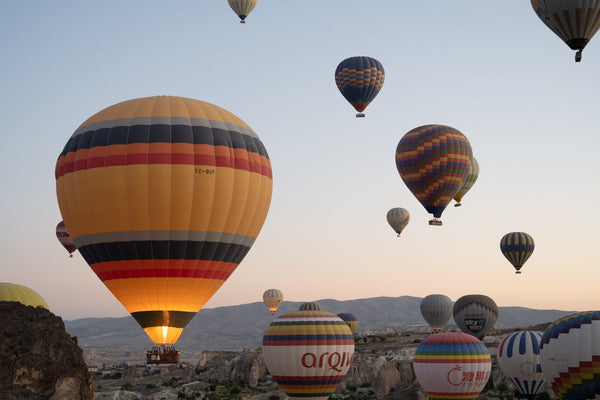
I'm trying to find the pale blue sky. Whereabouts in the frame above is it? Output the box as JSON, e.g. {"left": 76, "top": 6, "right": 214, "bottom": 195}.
{"left": 1, "top": 1, "right": 598, "bottom": 320}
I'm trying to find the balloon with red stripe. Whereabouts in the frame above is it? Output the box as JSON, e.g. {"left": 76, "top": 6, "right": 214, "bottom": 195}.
{"left": 56, "top": 220, "right": 77, "bottom": 257}
{"left": 413, "top": 332, "right": 491, "bottom": 400}
{"left": 55, "top": 95, "right": 273, "bottom": 345}
{"left": 262, "top": 309, "right": 355, "bottom": 400}
{"left": 539, "top": 311, "right": 600, "bottom": 399}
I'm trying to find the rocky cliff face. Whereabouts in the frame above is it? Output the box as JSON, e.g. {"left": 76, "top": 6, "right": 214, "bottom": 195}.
{"left": 0, "top": 301, "right": 94, "bottom": 400}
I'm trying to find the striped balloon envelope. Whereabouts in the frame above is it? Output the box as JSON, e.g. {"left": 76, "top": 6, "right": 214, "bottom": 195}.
{"left": 530, "top": 0, "right": 600, "bottom": 61}
{"left": 386, "top": 207, "right": 410, "bottom": 236}
{"left": 540, "top": 311, "right": 600, "bottom": 399}
{"left": 263, "top": 289, "right": 284, "bottom": 315}
{"left": 56, "top": 220, "right": 77, "bottom": 257}
{"left": 228, "top": 0, "right": 257, "bottom": 23}
{"left": 452, "top": 294, "right": 498, "bottom": 340}
{"left": 55, "top": 96, "right": 273, "bottom": 345}
{"left": 262, "top": 309, "right": 355, "bottom": 400}
{"left": 413, "top": 332, "right": 491, "bottom": 400}
{"left": 334, "top": 56, "right": 385, "bottom": 117}
{"left": 453, "top": 157, "right": 479, "bottom": 207}
{"left": 299, "top": 302, "right": 321, "bottom": 311}
{"left": 395, "top": 125, "right": 472, "bottom": 226}
{"left": 500, "top": 232, "right": 535, "bottom": 274}
{"left": 420, "top": 294, "right": 453, "bottom": 333}
{"left": 497, "top": 331, "right": 547, "bottom": 399}
{"left": 0, "top": 282, "right": 49, "bottom": 310}
{"left": 337, "top": 312, "right": 358, "bottom": 334}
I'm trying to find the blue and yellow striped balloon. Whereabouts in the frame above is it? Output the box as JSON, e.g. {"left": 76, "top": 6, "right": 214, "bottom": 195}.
{"left": 500, "top": 232, "right": 535, "bottom": 274}
{"left": 262, "top": 310, "right": 355, "bottom": 400}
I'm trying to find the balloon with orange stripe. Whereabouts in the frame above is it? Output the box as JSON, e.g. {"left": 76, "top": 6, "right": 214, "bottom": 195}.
{"left": 262, "top": 309, "right": 355, "bottom": 400}
{"left": 55, "top": 95, "right": 273, "bottom": 345}
{"left": 413, "top": 332, "right": 491, "bottom": 400}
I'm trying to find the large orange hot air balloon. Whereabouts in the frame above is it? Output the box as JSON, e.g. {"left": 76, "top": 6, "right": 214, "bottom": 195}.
{"left": 55, "top": 96, "right": 273, "bottom": 349}
{"left": 395, "top": 125, "right": 472, "bottom": 226}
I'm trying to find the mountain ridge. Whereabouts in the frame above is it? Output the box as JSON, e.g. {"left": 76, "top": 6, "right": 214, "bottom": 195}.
{"left": 64, "top": 295, "right": 576, "bottom": 352}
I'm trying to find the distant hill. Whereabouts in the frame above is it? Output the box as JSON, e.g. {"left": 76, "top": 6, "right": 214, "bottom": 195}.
{"left": 64, "top": 296, "right": 576, "bottom": 352}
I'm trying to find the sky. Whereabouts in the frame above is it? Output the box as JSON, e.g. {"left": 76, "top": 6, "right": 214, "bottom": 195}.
{"left": 1, "top": 1, "right": 599, "bottom": 321}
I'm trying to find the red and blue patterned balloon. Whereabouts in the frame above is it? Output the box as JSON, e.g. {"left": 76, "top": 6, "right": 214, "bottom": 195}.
{"left": 395, "top": 125, "right": 472, "bottom": 225}
{"left": 335, "top": 56, "right": 385, "bottom": 117}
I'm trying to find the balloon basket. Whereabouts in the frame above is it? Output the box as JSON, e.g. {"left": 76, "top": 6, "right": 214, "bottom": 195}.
{"left": 355, "top": 113, "right": 365, "bottom": 118}
{"left": 146, "top": 345, "right": 180, "bottom": 365}
{"left": 454, "top": 203, "right": 462, "bottom": 207}
{"left": 240, "top": 20, "right": 246, "bottom": 24}
{"left": 575, "top": 50, "right": 582, "bottom": 62}
{"left": 515, "top": 271, "right": 522, "bottom": 274}
{"left": 69, "top": 254, "right": 73, "bottom": 258}
{"left": 429, "top": 219, "right": 442, "bottom": 226}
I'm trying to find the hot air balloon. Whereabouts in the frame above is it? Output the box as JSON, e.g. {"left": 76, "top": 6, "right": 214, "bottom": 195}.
{"left": 420, "top": 294, "right": 453, "bottom": 333}
{"left": 540, "top": 311, "right": 600, "bottom": 399}
{"left": 0, "top": 282, "right": 49, "bottom": 309}
{"left": 395, "top": 125, "right": 473, "bottom": 226}
{"left": 497, "top": 331, "right": 547, "bottom": 399}
{"left": 334, "top": 56, "right": 385, "bottom": 118}
{"left": 531, "top": 0, "right": 600, "bottom": 62}
{"left": 228, "top": 0, "right": 257, "bottom": 23}
{"left": 386, "top": 207, "right": 410, "bottom": 236}
{"left": 452, "top": 294, "right": 498, "bottom": 340}
{"left": 262, "top": 309, "right": 355, "bottom": 400}
{"left": 299, "top": 302, "right": 321, "bottom": 311}
{"left": 56, "top": 220, "right": 77, "bottom": 257}
{"left": 263, "top": 289, "right": 283, "bottom": 315}
{"left": 337, "top": 312, "right": 358, "bottom": 334}
{"left": 413, "top": 332, "right": 491, "bottom": 400}
{"left": 55, "top": 96, "right": 273, "bottom": 361}
{"left": 453, "top": 157, "right": 479, "bottom": 207}
{"left": 500, "top": 232, "right": 535, "bottom": 274}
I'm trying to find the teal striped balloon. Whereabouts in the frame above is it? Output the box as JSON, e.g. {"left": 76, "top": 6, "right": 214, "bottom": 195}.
{"left": 453, "top": 157, "right": 479, "bottom": 206}
{"left": 386, "top": 208, "right": 410, "bottom": 236}
{"left": 500, "top": 232, "right": 535, "bottom": 274}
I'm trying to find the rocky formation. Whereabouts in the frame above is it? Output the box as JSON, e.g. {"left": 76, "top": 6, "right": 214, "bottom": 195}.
{"left": 199, "top": 349, "right": 268, "bottom": 388}
{"left": 0, "top": 301, "right": 93, "bottom": 400}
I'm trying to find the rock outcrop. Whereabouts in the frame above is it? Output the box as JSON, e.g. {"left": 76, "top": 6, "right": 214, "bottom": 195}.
{"left": 199, "top": 348, "right": 267, "bottom": 388}
{"left": 0, "top": 301, "right": 93, "bottom": 400}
